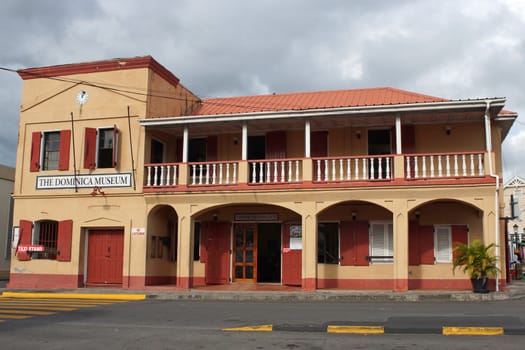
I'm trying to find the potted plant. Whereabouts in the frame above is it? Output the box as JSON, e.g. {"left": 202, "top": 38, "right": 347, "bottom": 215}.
{"left": 452, "top": 239, "right": 499, "bottom": 293}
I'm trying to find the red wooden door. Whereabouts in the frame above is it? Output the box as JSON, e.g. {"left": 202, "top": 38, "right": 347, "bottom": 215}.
{"left": 87, "top": 230, "right": 124, "bottom": 285}
{"left": 204, "top": 222, "right": 231, "bottom": 284}
{"left": 282, "top": 223, "right": 302, "bottom": 286}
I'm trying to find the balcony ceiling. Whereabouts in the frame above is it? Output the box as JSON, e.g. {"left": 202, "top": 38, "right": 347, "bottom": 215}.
{"left": 150, "top": 109, "right": 487, "bottom": 137}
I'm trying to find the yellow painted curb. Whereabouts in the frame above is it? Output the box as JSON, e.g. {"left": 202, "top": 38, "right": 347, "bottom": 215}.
{"left": 1, "top": 292, "right": 146, "bottom": 301}
{"left": 443, "top": 327, "right": 504, "bottom": 336}
{"left": 327, "top": 325, "right": 385, "bottom": 334}
{"left": 223, "top": 325, "right": 273, "bottom": 332}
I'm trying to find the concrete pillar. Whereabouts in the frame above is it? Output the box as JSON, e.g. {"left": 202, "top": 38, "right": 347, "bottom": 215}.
{"left": 302, "top": 212, "right": 317, "bottom": 291}
{"left": 393, "top": 201, "right": 409, "bottom": 291}
{"left": 176, "top": 213, "right": 193, "bottom": 289}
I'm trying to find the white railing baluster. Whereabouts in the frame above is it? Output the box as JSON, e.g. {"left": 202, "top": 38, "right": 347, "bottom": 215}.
{"left": 287, "top": 161, "right": 292, "bottom": 183}
{"left": 316, "top": 160, "right": 321, "bottom": 181}
{"left": 331, "top": 159, "right": 336, "bottom": 181}
{"left": 172, "top": 165, "right": 177, "bottom": 186}
{"left": 355, "top": 158, "right": 359, "bottom": 180}
{"left": 406, "top": 157, "right": 411, "bottom": 179}
{"left": 146, "top": 166, "right": 152, "bottom": 186}
{"left": 386, "top": 157, "right": 391, "bottom": 179}
{"left": 154, "top": 165, "right": 159, "bottom": 186}
{"left": 429, "top": 155, "right": 435, "bottom": 178}
{"left": 232, "top": 163, "right": 237, "bottom": 184}
{"left": 414, "top": 156, "right": 419, "bottom": 179}
{"left": 211, "top": 164, "right": 216, "bottom": 185}
{"left": 378, "top": 158, "right": 383, "bottom": 179}
{"left": 324, "top": 159, "right": 329, "bottom": 181}
{"left": 438, "top": 155, "right": 443, "bottom": 177}
{"left": 265, "top": 162, "right": 270, "bottom": 183}
{"left": 295, "top": 160, "right": 300, "bottom": 182}
{"left": 446, "top": 155, "right": 451, "bottom": 177}
{"left": 347, "top": 159, "right": 351, "bottom": 180}
{"left": 165, "top": 165, "right": 170, "bottom": 186}
{"left": 421, "top": 156, "right": 426, "bottom": 178}
{"left": 339, "top": 159, "right": 343, "bottom": 181}
{"left": 470, "top": 154, "right": 475, "bottom": 176}
{"left": 461, "top": 154, "right": 467, "bottom": 177}
{"left": 454, "top": 155, "right": 459, "bottom": 177}
{"left": 478, "top": 154, "right": 484, "bottom": 175}
{"left": 260, "top": 162, "right": 265, "bottom": 183}
{"left": 363, "top": 158, "right": 367, "bottom": 180}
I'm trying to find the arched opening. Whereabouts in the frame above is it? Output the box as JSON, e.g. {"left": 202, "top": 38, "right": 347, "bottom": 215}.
{"left": 146, "top": 205, "right": 178, "bottom": 286}
{"left": 192, "top": 203, "right": 301, "bottom": 287}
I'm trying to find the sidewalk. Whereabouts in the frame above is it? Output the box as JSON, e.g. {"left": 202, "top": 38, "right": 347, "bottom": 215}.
{"left": 2, "top": 279, "right": 525, "bottom": 302}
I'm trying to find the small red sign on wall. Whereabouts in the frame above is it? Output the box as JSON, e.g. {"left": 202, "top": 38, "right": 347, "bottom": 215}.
{"left": 17, "top": 244, "right": 45, "bottom": 252}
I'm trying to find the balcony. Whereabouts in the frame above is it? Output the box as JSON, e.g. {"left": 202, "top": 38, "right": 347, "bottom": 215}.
{"left": 143, "top": 151, "right": 489, "bottom": 192}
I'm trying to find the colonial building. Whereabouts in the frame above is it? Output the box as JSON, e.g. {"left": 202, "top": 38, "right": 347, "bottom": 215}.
{"left": 8, "top": 56, "right": 517, "bottom": 291}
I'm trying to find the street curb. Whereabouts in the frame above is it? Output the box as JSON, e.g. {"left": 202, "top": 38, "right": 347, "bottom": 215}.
{"left": 1, "top": 291, "right": 146, "bottom": 301}
{"left": 223, "top": 324, "right": 513, "bottom": 335}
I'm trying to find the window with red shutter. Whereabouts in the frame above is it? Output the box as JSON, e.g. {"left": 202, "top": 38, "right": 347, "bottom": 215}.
{"left": 452, "top": 225, "right": 469, "bottom": 261}
{"left": 30, "top": 132, "right": 41, "bottom": 172}
{"left": 419, "top": 225, "right": 435, "bottom": 264}
{"left": 57, "top": 220, "right": 73, "bottom": 261}
{"left": 17, "top": 220, "right": 33, "bottom": 261}
{"left": 58, "top": 130, "right": 71, "bottom": 171}
{"left": 84, "top": 127, "right": 97, "bottom": 169}
{"left": 340, "top": 221, "right": 370, "bottom": 266}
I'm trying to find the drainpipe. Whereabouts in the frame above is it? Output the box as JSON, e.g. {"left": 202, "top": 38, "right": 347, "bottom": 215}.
{"left": 484, "top": 100, "right": 500, "bottom": 292}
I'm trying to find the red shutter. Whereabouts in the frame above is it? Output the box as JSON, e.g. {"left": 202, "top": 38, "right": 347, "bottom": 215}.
{"left": 311, "top": 131, "right": 328, "bottom": 157}
{"left": 341, "top": 221, "right": 371, "bottom": 266}
{"left": 199, "top": 223, "right": 209, "bottom": 263}
{"left": 17, "top": 220, "right": 32, "bottom": 261}
{"left": 84, "top": 128, "right": 97, "bottom": 169}
{"left": 419, "top": 225, "right": 435, "bottom": 264}
{"left": 452, "top": 225, "right": 469, "bottom": 261}
{"left": 408, "top": 221, "right": 420, "bottom": 265}
{"left": 57, "top": 220, "right": 73, "bottom": 261}
{"left": 58, "top": 130, "right": 71, "bottom": 171}
{"left": 30, "top": 132, "right": 41, "bottom": 172}
{"left": 340, "top": 221, "right": 355, "bottom": 266}
{"left": 265, "top": 131, "right": 286, "bottom": 159}
{"left": 282, "top": 223, "right": 302, "bottom": 286}
{"left": 207, "top": 136, "right": 218, "bottom": 162}
{"left": 355, "top": 221, "right": 370, "bottom": 266}
{"left": 402, "top": 125, "right": 416, "bottom": 153}
{"left": 112, "top": 126, "right": 118, "bottom": 167}
{"left": 175, "top": 138, "right": 183, "bottom": 162}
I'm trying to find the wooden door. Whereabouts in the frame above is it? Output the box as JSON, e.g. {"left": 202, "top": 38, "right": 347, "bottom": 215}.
{"left": 204, "top": 222, "right": 231, "bottom": 284}
{"left": 87, "top": 230, "right": 124, "bottom": 285}
{"left": 233, "top": 224, "right": 257, "bottom": 282}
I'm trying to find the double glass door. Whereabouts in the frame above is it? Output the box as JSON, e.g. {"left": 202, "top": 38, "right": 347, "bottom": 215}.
{"left": 233, "top": 224, "right": 257, "bottom": 282}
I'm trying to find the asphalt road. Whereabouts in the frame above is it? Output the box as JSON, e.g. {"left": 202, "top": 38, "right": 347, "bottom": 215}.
{"left": 1, "top": 298, "right": 525, "bottom": 349}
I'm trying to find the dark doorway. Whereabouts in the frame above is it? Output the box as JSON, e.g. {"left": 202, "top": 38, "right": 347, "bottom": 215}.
{"left": 248, "top": 136, "right": 265, "bottom": 160}
{"left": 257, "top": 223, "right": 282, "bottom": 283}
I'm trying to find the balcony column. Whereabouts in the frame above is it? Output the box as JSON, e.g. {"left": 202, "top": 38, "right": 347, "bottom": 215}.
{"left": 302, "top": 208, "right": 318, "bottom": 291}
{"left": 395, "top": 114, "right": 402, "bottom": 155}
{"left": 393, "top": 200, "right": 409, "bottom": 292}
{"left": 182, "top": 126, "right": 189, "bottom": 163}
{"left": 242, "top": 121, "right": 248, "bottom": 161}
{"left": 176, "top": 211, "right": 194, "bottom": 289}
{"left": 305, "top": 118, "right": 311, "bottom": 158}
{"left": 303, "top": 119, "right": 312, "bottom": 182}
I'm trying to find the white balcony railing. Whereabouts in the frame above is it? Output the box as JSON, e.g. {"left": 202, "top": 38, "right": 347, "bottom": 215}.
{"left": 249, "top": 159, "right": 302, "bottom": 184}
{"left": 404, "top": 152, "right": 484, "bottom": 179}
{"left": 145, "top": 163, "right": 178, "bottom": 187}
{"left": 313, "top": 156, "right": 393, "bottom": 182}
{"left": 189, "top": 161, "right": 238, "bottom": 185}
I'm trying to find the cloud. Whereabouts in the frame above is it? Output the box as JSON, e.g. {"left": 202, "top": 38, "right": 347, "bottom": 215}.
{"left": 0, "top": 0, "right": 523, "bottom": 181}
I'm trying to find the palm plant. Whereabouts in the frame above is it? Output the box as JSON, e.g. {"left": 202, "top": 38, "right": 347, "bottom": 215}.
{"left": 452, "top": 239, "right": 499, "bottom": 292}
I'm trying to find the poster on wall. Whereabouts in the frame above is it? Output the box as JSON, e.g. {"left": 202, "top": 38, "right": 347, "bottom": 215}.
{"left": 11, "top": 226, "right": 19, "bottom": 249}
{"left": 289, "top": 225, "right": 302, "bottom": 250}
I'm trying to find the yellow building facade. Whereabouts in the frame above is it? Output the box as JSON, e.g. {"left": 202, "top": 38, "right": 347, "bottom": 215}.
{"left": 9, "top": 56, "right": 517, "bottom": 292}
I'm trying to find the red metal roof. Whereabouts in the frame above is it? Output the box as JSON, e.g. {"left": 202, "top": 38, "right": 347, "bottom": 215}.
{"left": 191, "top": 87, "right": 449, "bottom": 116}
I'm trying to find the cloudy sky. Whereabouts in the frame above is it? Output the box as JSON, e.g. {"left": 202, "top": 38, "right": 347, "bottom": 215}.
{"left": 1, "top": 0, "right": 524, "bottom": 182}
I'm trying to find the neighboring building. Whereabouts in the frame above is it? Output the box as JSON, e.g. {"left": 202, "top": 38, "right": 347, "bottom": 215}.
{"left": 503, "top": 176, "right": 525, "bottom": 267}
{"left": 8, "top": 56, "right": 517, "bottom": 291}
{"left": 0, "top": 164, "right": 14, "bottom": 279}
